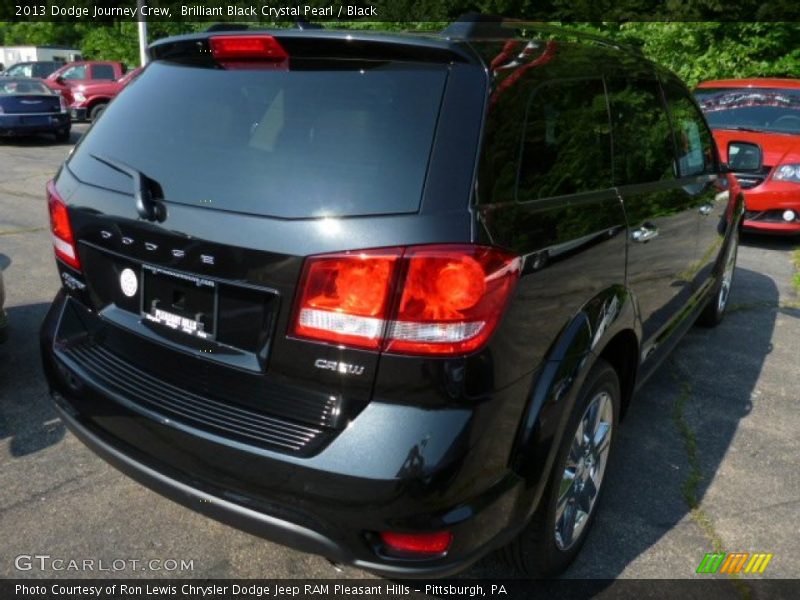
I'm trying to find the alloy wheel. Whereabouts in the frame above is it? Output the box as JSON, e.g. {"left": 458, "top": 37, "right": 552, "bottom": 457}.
{"left": 717, "top": 233, "right": 738, "bottom": 314}
{"left": 554, "top": 391, "right": 614, "bottom": 551}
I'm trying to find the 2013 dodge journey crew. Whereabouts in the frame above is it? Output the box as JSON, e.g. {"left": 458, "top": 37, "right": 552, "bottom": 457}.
{"left": 40, "top": 17, "right": 746, "bottom": 577}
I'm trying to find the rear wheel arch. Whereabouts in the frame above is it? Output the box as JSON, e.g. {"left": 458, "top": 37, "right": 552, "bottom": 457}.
{"left": 503, "top": 358, "right": 621, "bottom": 576}
{"left": 507, "top": 285, "right": 637, "bottom": 500}
{"left": 595, "top": 329, "right": 639, "bottom": 420}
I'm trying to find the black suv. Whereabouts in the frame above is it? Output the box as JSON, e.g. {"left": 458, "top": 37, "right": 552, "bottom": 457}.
{"left": 40, "top": 18, "right": 743, "bottom": 577}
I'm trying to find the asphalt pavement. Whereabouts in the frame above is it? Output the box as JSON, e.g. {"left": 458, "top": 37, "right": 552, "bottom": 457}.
{"left": 0, "top": 125, "right": 798, "bottom": 584}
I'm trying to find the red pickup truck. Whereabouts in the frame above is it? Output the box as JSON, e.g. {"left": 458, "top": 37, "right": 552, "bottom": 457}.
{"left": 44, "top": 61, "right": 127, "bottom": 110}
{"left": 67, "top": 67, "right": 143, "bottom": 121}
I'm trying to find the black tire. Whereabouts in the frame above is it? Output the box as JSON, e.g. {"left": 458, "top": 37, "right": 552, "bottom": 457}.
{"left": 503, "top": 359, "right": 620, "bottom": 577}
{"left": 697, "top": 227, "right": 739, "bottom": 327}
{"left": 89, "top": 103, "right": 107, "bottom": 121}
{"left": 54, "top": 128, "right": 71, "bottom": 143}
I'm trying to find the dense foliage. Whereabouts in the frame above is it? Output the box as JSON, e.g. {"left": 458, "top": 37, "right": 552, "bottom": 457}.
{"left": 0, "top": 19, "right": 797, "bottom": 87}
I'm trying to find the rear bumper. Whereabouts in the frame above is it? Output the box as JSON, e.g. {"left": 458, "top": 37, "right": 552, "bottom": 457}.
{"left": 0, "top": 113, "right": 69, "bottom": 136}
{"left": 41, "top": 291, "right": 533, "bottom": 577}
{"left": 53, "top": 400, "right": 516, "bottom": 577}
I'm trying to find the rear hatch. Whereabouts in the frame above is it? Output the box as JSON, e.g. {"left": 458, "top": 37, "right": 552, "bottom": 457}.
{"left": 68, "top": 47, "right": 447, "bottom": 219}
{"left": 55, "top": 31, "right": 474, "bottom": 456}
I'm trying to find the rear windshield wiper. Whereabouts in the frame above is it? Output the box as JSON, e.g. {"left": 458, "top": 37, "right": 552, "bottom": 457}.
{"left": 90, "top": 153, "right": 167, "bottom": 223}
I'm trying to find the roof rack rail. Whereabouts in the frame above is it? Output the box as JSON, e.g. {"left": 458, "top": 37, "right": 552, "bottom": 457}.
{"left": 295, "top": 19, "right": 323, "bottom": 30}
{"left": 440, "top": 12, "right": 510, "bottom": 39}
{"left": 205, "top": 23, "right": 250, "bottom": 33}
{"left": 442, "top": 13, "right": 642, "bottom": 56}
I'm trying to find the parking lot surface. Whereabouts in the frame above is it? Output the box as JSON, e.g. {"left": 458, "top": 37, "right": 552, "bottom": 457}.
{"left": 1, "top": 126, "right": 798, "bottom": 583}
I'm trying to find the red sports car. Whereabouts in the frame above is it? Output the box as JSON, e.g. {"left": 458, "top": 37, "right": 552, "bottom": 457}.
{"left": 696, "top": 78, "right": 800, "bottom": 234}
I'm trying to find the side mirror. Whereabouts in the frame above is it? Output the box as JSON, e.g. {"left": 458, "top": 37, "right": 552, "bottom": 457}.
{"left": 727, "top": 141, "right": 762, "bottom": 172}
{"left": 55, "top": 76, "right": 65, "bottom": 85}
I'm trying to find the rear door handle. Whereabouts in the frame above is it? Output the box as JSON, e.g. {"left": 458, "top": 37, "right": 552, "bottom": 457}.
{"left": 631, "top": 224, "right": 659, "bottom": 243}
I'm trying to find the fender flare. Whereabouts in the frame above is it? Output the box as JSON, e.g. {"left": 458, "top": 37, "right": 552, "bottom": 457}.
{"left": 507, "top": 284, "right": 639, "bottom": 518}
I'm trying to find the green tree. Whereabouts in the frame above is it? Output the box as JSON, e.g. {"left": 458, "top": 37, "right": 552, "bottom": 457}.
{"left": 1, "top": 18, "right": 797, "bottom": 83}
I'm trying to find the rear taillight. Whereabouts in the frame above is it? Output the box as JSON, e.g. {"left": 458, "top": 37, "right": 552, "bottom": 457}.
{"left": 47, "top": 180, "right": 80, "bottom": 270}
{"left": 209, "top": 35, "right": 288, "bottom": 67}
{"left": 289, "top": 245, "right": 520, "bottom": 357}
{"left": 58, "top": 94, "right": 67, "bottom": 113}
{"left": 379, "top": 531, "right": 453, "bottom": 556}
{"left": 386, "top": 245, "right": 520, "bottom": 355}
{"left": 292, "top": 248, "right": 401, "bottom": 351}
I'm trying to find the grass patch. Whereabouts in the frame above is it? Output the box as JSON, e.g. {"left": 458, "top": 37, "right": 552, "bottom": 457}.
{"left": 792, "top": 249, "right": 800, "bottom": 294}
{"left": 669, "top": 361, "right": 752, "bottom": 598}
{"left": 0, "top": 226, "right": 47, "bottom": 236}
{"left": 668, "top": 363, "right": 705, "bottom": 511}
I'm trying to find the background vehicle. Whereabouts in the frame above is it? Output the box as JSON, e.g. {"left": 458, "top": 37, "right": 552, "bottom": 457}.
{"left": 68, "top": 66, "right": 143, "bottom": 121}
{"left": 0, "top": 78, "right": 70, "bottom": 142}
{"left": 696, "top": 78, "right": 800, "bottom": 234}
{"left": 0, "top": 269, "right": 6, "bottom": 343}
{"left": 1, "top": 61, "right": 64, "bottom": 79}
{"left": 0, "top": 46, "right": 81, "bottom": 70}
{"left": 45, "top": 61, "right": 127, "bottom": 106}
{"left": 41, "top": 19, "right": 745, "bottom": 578}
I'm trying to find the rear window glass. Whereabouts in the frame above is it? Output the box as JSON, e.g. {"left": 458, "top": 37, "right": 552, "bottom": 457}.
{"left": 0, "top": 80, "right": 52, "bottom": 95}
{"left": 92, "top": 64, "right": 116, "bottom": 80}
{"left": 68, "top": 61, "right": 448, "bottom": 219}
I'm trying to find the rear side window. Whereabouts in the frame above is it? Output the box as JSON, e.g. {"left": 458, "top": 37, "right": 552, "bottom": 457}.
{"left": 607, "top": 77, "right": 676, "bottom": 186}
{"left": 476, "top": 74, "right": 529, "bottom": 205}
{"left": 92, "top": 64, "right": 116, "bottom": 80}
{"left": 662, "top": 80, "right": 716, "bottom": 176}
{"left": 67, "top": 61, "right": 447, "bottom": 219}
{"left": 517, "top": 78, "right": 612, "bottom": 200}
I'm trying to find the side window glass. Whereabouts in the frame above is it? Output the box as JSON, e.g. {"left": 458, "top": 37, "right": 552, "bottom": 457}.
{"left": 92, "top": 64, "right": 116, "bottom": 80}
{"left": 662, "top": 79, "right": 716, "bottom": 177}
{"left": 476, "top": 63, "right": 532, "bottom": 205}
{"left": 517, "top": 78, "right": 612, "bottom": 200}
{"left": 607, "top": 77, "right": 676, "bottom": 185}
{"left": 62, "top": 65, "right": 87, "bottom": 80}
{"left": 9, "top": 64, "right": 32, "bottom": 77}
